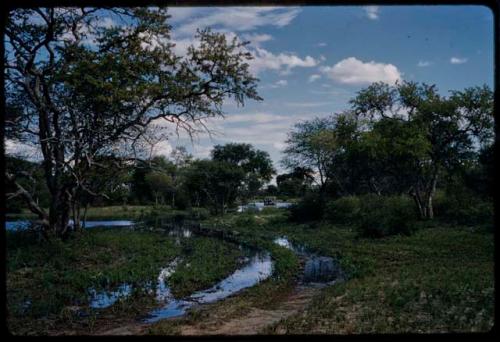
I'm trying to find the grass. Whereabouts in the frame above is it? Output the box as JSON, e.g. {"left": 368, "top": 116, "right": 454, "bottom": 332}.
{"left": 168, "top": 236, "right": 248, "bottom": 298}
{"left": 6, "top": 226, "right": 246, "bottom": 335}
{"left": 264, "top": 224, "right": 495, "bottom": 333}
{"left": 6, "top": 205, "right": 494, "bottom": 334}
{"left": 202, "top": 210, "right": 494, "bottom": 333}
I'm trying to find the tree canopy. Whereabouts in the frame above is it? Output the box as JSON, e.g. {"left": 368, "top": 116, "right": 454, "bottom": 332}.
{"left": 5, "top": 7, "right": 262, "bottom": 236}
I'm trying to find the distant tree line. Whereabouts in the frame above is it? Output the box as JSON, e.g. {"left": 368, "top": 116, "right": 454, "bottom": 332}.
{"left": 280, "top": 81, "right": 494, "bottom": 234}
{"left": 7, "top": 143, "right": 275, "bottom": 217}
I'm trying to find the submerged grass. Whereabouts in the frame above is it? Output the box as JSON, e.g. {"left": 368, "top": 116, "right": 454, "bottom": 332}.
{"left": 6, "top": 226, "right": 245, "bottom": 335}
{"left": 168, "top": 236, "right": 248, "bottom": 298}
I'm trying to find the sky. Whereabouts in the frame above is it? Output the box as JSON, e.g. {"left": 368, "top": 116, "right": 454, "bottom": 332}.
{"left": 160, "top": 5, "right": 495, "bottom": 175}
{"left": 6, "top": 5, "right": 495, "bottom": 178}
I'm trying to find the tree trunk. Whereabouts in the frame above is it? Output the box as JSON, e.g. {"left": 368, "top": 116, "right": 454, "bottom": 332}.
{"left": 49, "top": 190, "right": 71, "bottom": 237}
{"left": 82, "top": 203, "right": 89, "bottom": 229}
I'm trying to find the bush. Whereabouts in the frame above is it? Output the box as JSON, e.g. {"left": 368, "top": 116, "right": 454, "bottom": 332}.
{"left": 357, "top": 194, "right": 418, "bottom": 238}
{"left": 289, "top": 192, "right": 324, "bottom": 223}
{"left": 189, "top": 207, "right": 211, "bottom": 221}
{"left": 434, "top": 190, "right": 493, "bottom": 226}
{"left": 234, "top": 213, "right": 258, "bottom": 227}
{"left": 324, "top": 196, "right": 361, "bottom": 224}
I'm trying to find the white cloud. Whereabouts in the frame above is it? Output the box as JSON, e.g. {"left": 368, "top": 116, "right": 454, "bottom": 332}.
{"left": 223, "top": 112, "right": 290, "bottom": 124}
{"left": 320, "top": 57, "right": 402, "bottom": 85}
{"left": 417, "top": 60, "right": 431, "bottom": 67}
{"left": 166, "top": 8, "right": 313, "bottom": 76}
{"left": 275, "top": 80, "right": 288, "bottom": 87}
{"left": 317, "top": 42, "right": 327, "bottom": 47}
{"left": 308, "top": 74, "right": 321, "bottom": 83}
{"left": 241, "top": 33, "right": 273, "bottom": 47}
{"left": 364, "top": 6, "right": 380, "bottom": 20}
{"left": 174, "top": 7, "right": 301, "bottom": 37}
{"left": 285, "top": 101, "right": 335, "bottom": 108}
{"left": 250, "top": 47, "right": 318, "bottom": 75}
{"left": 450, "top": 57, "right": 468, "bottom": 64}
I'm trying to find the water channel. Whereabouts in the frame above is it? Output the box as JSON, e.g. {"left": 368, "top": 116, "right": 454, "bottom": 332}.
{"left": 6, "top": 218, "right": 344, "bottom": 324}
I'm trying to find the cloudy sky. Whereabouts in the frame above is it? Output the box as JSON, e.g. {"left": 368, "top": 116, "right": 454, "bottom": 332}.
{"left": 159, "top": 5, "right": 494, "bottom": 174}
{"left": 7, "top": 5, "right": 494, "bottom": 177}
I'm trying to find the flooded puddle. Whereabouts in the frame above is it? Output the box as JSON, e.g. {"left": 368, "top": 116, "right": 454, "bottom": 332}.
{"left": 273, "top": 236, "right": 344, "bottom": 285}
{"left": 88, "top": 258, "right": 181, "bottom": 309}
{"left": 83, "top": 223, "right": 273, "bottom": 322}
{"left": 144, "top": 251, "right": 272, "bottom": 323}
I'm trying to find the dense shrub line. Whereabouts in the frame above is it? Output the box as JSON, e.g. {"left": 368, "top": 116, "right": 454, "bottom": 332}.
{"left": 289, "top": 191, "right": 493, "bottom": 238}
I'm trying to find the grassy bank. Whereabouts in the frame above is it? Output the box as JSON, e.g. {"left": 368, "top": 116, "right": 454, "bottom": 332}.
{"left": 188, "top": 209, "right": 495, "bottom": 333}
{"left": 6, "top": 227, "right": 246, "bottom": 335}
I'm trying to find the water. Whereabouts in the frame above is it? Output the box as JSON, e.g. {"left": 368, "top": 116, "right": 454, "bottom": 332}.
{"left": 273, "top": 236, "right": 344, "bottom": 284}
{"left": 89, "top": 283, "right": 133, "bottom": 309}
{"left": 237, "top": 202, "right": 293, "bottom": 213}
{"left": 144, "top": 252, "right": 272, "bottom": 323}
{"left": 84, "top": 223, "right": 273, "bottom": 322}
{"left": 88, "top": 258, "right": 180, "bottom": 309}
{"left": 5, "top": 220, "right": 134, "bottom": 231}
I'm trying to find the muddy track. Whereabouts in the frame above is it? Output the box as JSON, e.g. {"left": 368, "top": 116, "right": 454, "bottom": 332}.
{"left": 178, "top": 284, "right": 321, "bottom": 335}
{"left": 93, "top": 233, "right": 342, "bottom": 336}
{"left": 94, "top": 285, "right": 320, "bottom": 335}
{"left": 94, "top": 256, "right": 325, "bottom": 336}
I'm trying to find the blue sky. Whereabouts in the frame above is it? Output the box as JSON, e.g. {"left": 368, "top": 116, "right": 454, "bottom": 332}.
{"left": 6, "top": 5, "right": 494, "bottom": 177}
{"left": 160, "top": 5, "right": 494, "bottom": 175}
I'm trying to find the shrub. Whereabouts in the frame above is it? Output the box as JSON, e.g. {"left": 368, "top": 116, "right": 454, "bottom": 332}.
{"left": 434, "top": 191, "right": 493, "bottom": 226}
{"left": 234, "top": 213, "right": 258, "bottom": 227}
{"left": 289, "top": 192, "right": 324, "bottom": 223}
{"left": 324, "top": 196, "right": 361, "bottom": 224}
{"left": 189, "top": 207, "right": 211, "bottom": 221}
{"left": 357, "top": 194, "right": 418, "bottom": 238}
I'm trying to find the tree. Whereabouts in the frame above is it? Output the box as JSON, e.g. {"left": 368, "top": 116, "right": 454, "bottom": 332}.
{"left": 5, "top": 8, "right": 261, "bottom": 237}
{"left": 276, "top": 167, "right": 314, "bottom": 197}
{"left": 282, "top": 118, "right": 335, "bottom": 193}
{"left": 183, "top": 160, "right": 245, "bottom": 215}
{"left": 211, "top": 143, "right": 275, "bottom": 200}
{"left": 145, "top": 171, "right": 174, "bottom": 206}
{"left": 350, "top": 81, "right": 493, "bottom": 219}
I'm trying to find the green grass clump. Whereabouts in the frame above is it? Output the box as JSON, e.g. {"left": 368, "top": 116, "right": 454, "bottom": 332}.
{"left": 7, "top": 228, "right": 180, "bottom": 334}
{"left": 168, "top": 237, "right": 247, "bottom": 298}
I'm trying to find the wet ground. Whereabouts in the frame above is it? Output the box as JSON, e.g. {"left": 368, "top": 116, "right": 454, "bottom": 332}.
{"left": 6, "top": 219, "right": 344, "bottom": 334}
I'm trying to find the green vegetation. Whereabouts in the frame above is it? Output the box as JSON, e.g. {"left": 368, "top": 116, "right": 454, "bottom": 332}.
{"left": 169, "top": 237, "right": 247, "bottom": 298}
{"left": 201, "top": 210, "right": 495, "bottom": 333}
{"left": 4, "top": 7, "right": 494, "bottom": 335}
{"left": 148, "top": 228, "right": 300, "bottom": 335}
{"left": 264, "top": 224, "right": 494, "bottom": 333}
{"left": 6, "top": 227, "right": 246, "bottom": 335}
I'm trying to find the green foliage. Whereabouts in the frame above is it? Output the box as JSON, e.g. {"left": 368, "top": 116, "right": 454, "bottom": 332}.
{"left": 325, "top": 196, "right": 362, "bottom": 224}
{"left": 433, "top": 190, "right": 493, "bottom": 227}
{"left": 234, "top": 213, "right": 258, "bottom": 227}
{"left": 189, "top": 207, "right": 211, "bottom": 221}
{"left": 211, "top": 143, "right": 276, "bottom": 201}
{"left": 289, "top": 192, "right": 325, "bottom": 223}
{"left": 356, "top": 195, "right": 418, "bottom": 238}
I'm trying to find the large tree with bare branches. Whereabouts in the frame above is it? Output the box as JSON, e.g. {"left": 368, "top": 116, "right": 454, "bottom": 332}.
{"left": 4, "top": 7, "right": 261, "bottom": 237}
